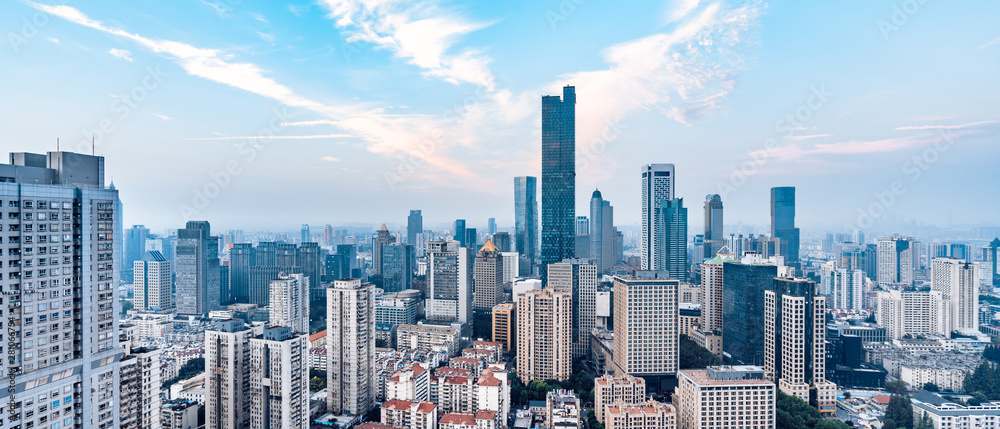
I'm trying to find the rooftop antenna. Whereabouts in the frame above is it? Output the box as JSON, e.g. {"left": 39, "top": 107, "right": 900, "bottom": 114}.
{"left": 92, "top": 136, "right": 95, "bottom": 155}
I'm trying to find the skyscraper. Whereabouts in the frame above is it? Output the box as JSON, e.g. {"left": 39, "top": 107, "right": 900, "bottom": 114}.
{"left": 381, "top": 243, "right": 415, "bottom": 293}
{"left": 270, "top": 272, "right": 310, "bottom": 334}
{"left": 589, "top": 190, "right": 617, "bottom": 273}
{"left": 492, "top": 231, "right": 512, "bottom": 252}
{"left": 576, "top": 216, "right": 590, "bottom": 235}
{"left": 327, "top": 278, "right": 377, "bottom": 416}
{"left": 830, "top": 268, "right": 865, "bottom": 311}
{"left": 0, "top": 151, "right": 126, "bottom": 426}
{"left": 177, "top": 220, "right": 222, "bottom": 316}
{"left": 426, "top": 241, "right": 474, "bottom": 323}
{"left": 987, "top": 238, "right": 1000, "bottom": 286}
{"left": 250, "top": 326, "right": 310, "bottom": 428}
{"left": 549, "top": 259, "right": 598, "bottom": 358}
{"left": 515, "top": 176, "right": 539, "bottom": 274}
{"left": 119, "top": 347, "right": 164, "bottom": 429}
{"left": 465, "top": 227, "right": 478, "bottom": 249}
{"left": 374, "top": 223, "right": 394, "bottom": 276}
{"left": 125, "top": 224, "right": 151, "bottom": 281}
{"left": 474, "top": 240, "right": 504, "bottom": 311}
{"left": 206, "top": 319, "right": 254, "bottom": 429}
{"left": 703, "top": 194, "right": 723, "bottom": 260}
{"left": 297, "top": 242, "right": 323, "bottom": 299}
{"left": 135, "top": 250, "right": 173, "bottom": 312}
{"left": 876, "top": 235, "right": 920, "bottom": 286}
{"left": 722, "top": 259, "right": 778, "bottom": 366}
{"left": 658, "top": 198, "right": 688, "bottom": 281}
{"left": 701, "top": 253, "right": 737, "bottom": 332}
{"left": 454, "top": 219, "right": 467, "bottom": 246}
{"left": 613, "top": 271, "right": 679, "bottom": 391}
{"left": 770, "top": 186, "right": 800, "bottom": 271}
{"left": 517, "top": 288, "right": 573, "bottom": 382}
{"left": 764, "top": 277, "right": 837, "bottom": 415}
{"left": 640, "top": 164, "right": 675, "bottom": 270}
{"left": 541, "top": 86, "right": 577, "bottom": 273}
{"left": 230, "top": 243, "right": 256, "bottom": 303}
{"left": 301, "top": 224, "right": 310, "bottom": 243}
{"left": 407, "top": 210, "right": 422, "bottom": 245}
{"left": 931, "top": 257, "right": 979, "bottom": 332}
{"left": 488, "top": 217, "right": 497, "bottom": 235}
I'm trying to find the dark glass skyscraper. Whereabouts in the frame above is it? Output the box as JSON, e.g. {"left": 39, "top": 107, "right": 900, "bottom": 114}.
{"left": 176, "top": 221, "right": 221, "bottom": 316}
{"left": 703, "top": 194, "right": 723, "bottom": 260}
{"left": 514, "top": 176, "right": 538, "bottom": 274}
{"left": 454, "top": 219, "right": 467, "bottom": 247}
{"left": 407, "top": 210, "right": 422, "bottom": 245}
{"left": 381, "top": 243, "right": 414, "bottom": 293}
{"left": 465, "top": 228, "right": 478, "bottom": 249}
{"left": 229, "top": 243, "right": 256, "bottom": 303}
{"left": 771, "top": 186, "right": 800, "bottom": 271}
{"left": 722, "top": 261, "right": 777, "bottom": 366}
{"left": 541, "top": 86, "right": 576, "bottom": 274}
{"left": 658, "top": 198, "right": 688, "bottom": 281}
{"left": 124, "top": 225, "right": 150, "bottom": 281}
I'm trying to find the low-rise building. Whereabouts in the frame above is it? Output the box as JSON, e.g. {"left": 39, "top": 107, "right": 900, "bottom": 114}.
{"left": 397, "top": 324, "right": 463, "bottom": 358}
{"left": 546, "top": 390, "right": 581, "bottom": 429}
{"left": 594, "top": 374, "right": 646, "bottom": 423}
{"left": 162, "top": 399, "right": 201, "bottom": 429}
{"left": 382, "top": 399, "right": 438, "bottom": 429}
{"left": 387, "top": 364, "right": 431, "bottom": 402}
{"left": 605, "top": 401, "right": 676, "bottom": 429}
{"left": 912, "top": 400, "right": 1000, "bottom": 429}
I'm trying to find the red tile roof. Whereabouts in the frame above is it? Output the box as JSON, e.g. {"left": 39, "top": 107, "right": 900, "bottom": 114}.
{"left": 476, "top": 410, "right": 497, "bottom": 420}
{"left": 417, "top": 402, "right": 437, "bottom": 414}
{"left": 873, "top": 394, "right": 891, "bottom": 405}
{"left": 309, "top": 330, "right": 327, "bottom": 342}
{"left": 440, "top": 413, "right": 476, "bottom": 425}
{"left": 382, "top": 399, "right": 413, "bottom": 411}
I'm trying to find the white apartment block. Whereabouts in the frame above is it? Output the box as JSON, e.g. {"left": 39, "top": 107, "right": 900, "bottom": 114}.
{"left": 426, "top": 241, "right": 473, "bottom": 323}
{"left": 877, "top": 290, "right": 953, "bottom": 339}
{"left": 594, "top": 374, "right": 646, "bottom": 423}
{"left": 381, "top": 399, "right": 438, "bottom": 429}
{"left": 932, "top": 257, "right": 979, "bottom": 332}
{"left": 516, "top": 288, "right": 572, "bottom": 382}
{"left": 547, "top": 390, "right": 582, "bottom": 429}
{"left": 613, "top": 272, "right": 679, "bottom": 380}
{"left": 250, "top": 326, "right": 310, "bottom": 429}
{"left": 675, "top": 367, "right": 776, "bottom": 429}
{"left": 269, "top": 272, "right": 310, "bottom": 334}
{"left": 831, "top": 268, "right": 865, "bottom": 311}
{"left": 396, "top": 324, "right": 462, "bottom": 358}
{"left": 386, "top": 363, "right": 430, "bottom": 402}
{"left": 206, "top": 319, "right": 254, "bottom": 429}
{"left": 327, "top": 278, "right": 377, "bottom": 416}
{"left": 877, "top": 235, "right": 920, "bottom": 286}
{"left": 0, "top": 152, "right": 123, "bottom": 429}
{"left": 120, "top": 347, "right": 164, "bottom": 429}
{"left": 912, "top": 400, "right": 1000, "bottom": 429}
{"left": 605, "top": 401, "right": 676, "bottom": 429}
{"left": 900, "top": 365, "right": 969, "bottom": 393}
{"left": 500, "top": 252, "right": 519, "bottom": 284}
{"left": 700, "top": 254, "right": 733, "bottom": 332}
{"left": 134, "top": 250, "right": 173, "bottom": 312}
{"left": 548, "top": 259, "right": 598, "bottom": 358}
{"left": 432, "top": 368, "right": 510, "bottom": 424}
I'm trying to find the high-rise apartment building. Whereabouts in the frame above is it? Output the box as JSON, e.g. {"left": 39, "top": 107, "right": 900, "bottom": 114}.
{"left": 374, "top": 224, "right": 395, "bottom": 276}
{"left": 877, "top": 289, "right": 952, "bottom": 339}
{"left": 641, "top": 164, "right": 675, "bottom": 270}
{"left": 517, "top": 288, "right": 572, "bottom": 382}
{"left": 722, "top": 259, "right": 778, "bottom": 366}
{"left": 549, "top": 259, "right": 598, "bottom": 358}
{"left": 877, "top": 235, "right": 920, "bottom": 286}
{"left": 613, "top": 272, "right": 679, "bottom": 390}
{"left": 931, "top": 257, "right": 979, "bottom": 332}
{"left": 135, "top": 250, "right": 173, "bottom": 312}
{"left": 675, "top": 366, "right": 776, "bottom": 429}
{"left": 492, "top": 302, "right": 516, "bottom": 354}
{"left": 830, "top": 268, "right": 865, "bottom": 311}
{"left": 986, "top": 238, "right": 1000, "bottom": 287}
{"left": 408, "top": 210, "right": 422, "bottom": 245}
{"left": 474, "top": 240, "right": 504, "bottom": 311}
{"left": 206, "top": 319, "right": 254, "bottom": 429}
{"left": 270, "top": 272, "right": 310, "bottom": 334}
{"left": 514, "top": 176, "right": 538, "bottom": 275}
{"left": 700, "top": 253, "right": 736, "bottom": 332}
{"left": 594, "top": 374, "right": 646, "bottom": 423}
{"left": 770, "top": 186, "right": 800, "bottom": 272}
{"left": 177, "top": 220, "right": 222, "bottom": 316}
{"left": 426, "top": 241, "right": 474, "bottom": 323}
{"left": 657, "top": 198, "right": 688, "bottom": 281}
{"left": 327, "top": 278, "right": 377, "bottom": 416}
{"left": 162, "top": 399, "right": 200, "bottom": 429}
{"left": 541, "top": 86, "right": 577, "bottom": 273}
{"left": 120, "top": 346, "right": 164, "bottom": 429}
{"left": 764, "top": 278, "right": 836, "bottom": 414}
{"left": 0, "top": 151, "right": 123, "bottom": 428}
{"left": 250, "top": 326, "right": 310, "bottom": 428}
{"left": 702, "top": 195, "right": 723, "bottom": 261}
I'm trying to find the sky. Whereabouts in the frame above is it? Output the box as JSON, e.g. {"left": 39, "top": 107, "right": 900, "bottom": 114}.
{"left": 0, "top": 0, "right": 997, "bottom": 235}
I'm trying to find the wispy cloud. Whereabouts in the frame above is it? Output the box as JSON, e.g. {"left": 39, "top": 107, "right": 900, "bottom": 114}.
{"left": 256, "top": 31, "right": 275, "bottom": 44}
{"left": 785, "top": 133, "right": 831, "bottom": 142}
{"left": 187, "top": 134, "right": 353, "bottom": 140}
{"left": 109, "top": 48, "right": 132, "bottom": 61}
{"left": 318, "top": 0, "right": 496, "bottom": 90}
{"left": 151, "top": 113, "right": 172, "bottom": 120}
{"left": 894, "top": 120, "right": 997, "bottom": 131}
{"left": 664, "top": 0, "right": 701, "bottom": 24}
{"left": 250, "top": 13, "right": 269, "bottom": 24}
{"left": 321, "top": 156, "right": 340, "bottom": 162}
{"left": 978, "top": 37, "right": 1000, "bottom": 50}
{"left": 201, "top": 1, "right": 229, "bottom": 18}
{"left": 47, "top": 37, "right": 60, "bottom": 44}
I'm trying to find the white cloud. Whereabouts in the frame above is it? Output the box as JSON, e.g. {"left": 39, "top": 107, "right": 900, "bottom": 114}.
{"left": 978, "top": 37, "right": 1000, "bottom": 50}
{"left": 201, "top": 1, "right": 229, "bottom": 18}
{"left": 186, "top": 134, "right": 353, "bottom": 140}
{"left": 109, "top": 48, "right": 132, "bottom": 61}
{"left": 894, "top": 120, "right": 997, "bottom": 131}
{"left": 151, "top": 113, "right": 172, "bottom": 120}
{"left": 47, "top": 37, "right": 59, "bottom": 44}
{"left": 321, "top": 156, "right": 340, "bottom": 162}
{"left": 785, "top": 134, "right": 831, "bottom": 142}
{"left": 664, "top": 0, "right": 701, "bottom": 24}
{"left": 250, "top": 13, "right": 269, "bottom": 23}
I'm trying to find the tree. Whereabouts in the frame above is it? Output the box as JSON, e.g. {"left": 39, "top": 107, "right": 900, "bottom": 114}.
{"left": 964, "top": 361, "right": 1000, "bottom": 400}
{"left": 885, "top": 380, "right": 908, "bottom": 395}
{"left": 776, "top": 391, "right": 851, "bottom": 429}
{"left": 679, "top": 335, "right": 723, "bottom": 369}
{"left": 843, "top": 391, "right": 851, "bottom": 399}
{"left": 587, "top": 409, "right": 604, "bottom": 429}
{"left": 310, "top": 377, "right": 325, "bottom": 393}
{"left": 886, "top": 394, "right": 913, "bottom": 429}
{"left": 984, "top": 345, "right": 1000, "bottom": 363}
{"left": 162, "top": 358, "right": 206, "bottom": 390}
{"left": 923, "top": 382, "right": 939, "bottom": 392}
{"left": 915, "top": 411, "right": 933, "bottom": 429}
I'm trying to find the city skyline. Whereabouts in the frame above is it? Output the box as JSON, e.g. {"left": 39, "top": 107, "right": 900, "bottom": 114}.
{"left": 2, "top": 1, "right": 998, "bottom": 232}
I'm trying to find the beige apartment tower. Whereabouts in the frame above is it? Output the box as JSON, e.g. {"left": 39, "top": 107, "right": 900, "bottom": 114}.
{"left": 548, "top": 259, "right": 599, "bottom": 358}
{"left": 594, "top": 374, "right": 647, "bottom": 424}
{"left": 517, "top": 288, "right": 573, "bottom": 382}
{"left": 270, "top": 272, "right": 310, "bottom": 334}
{"left": 474, "top": 240, "right": 505, "bottom": 310}
{"left": 492, "top": 302, "right": 517, "bottom": 354}
{"left": 613, "top": 272, "right": 679, "bottom": 388}
{"left": 931, "top": 257, "right": 979, "bottom": 332}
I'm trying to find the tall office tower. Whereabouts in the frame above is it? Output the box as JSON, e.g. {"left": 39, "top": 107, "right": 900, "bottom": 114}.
{"left": 770, "top": 186, "right": 800, "bottom": 272}
{"left": 517, "top": 288, "right": 573, "bottom": 382}
{"left": 676, "top": 366, "right": 776, "bottom": 429}
{"left": 703, "top": 194, "right": 724, "bottom": 260}
{"left": 576, "top": 216, "right": 590, "bottom": 235}
{"left": 0, "top": 152, "right": 127, "bottom": 428}
{"left": 135, "top": 250, "right": 173, "bottom": 312}
{"left": 465, "top": 227, "right": 478, "bottom": 249}
{"left": 454, "top": 219, "right": 467, "bottom": 246}
{"left": 230, "top": 243, "right": 256, "bottom": 303}
{"left": 640, "top": 164, "right": 676, "bottom": 270}
{"left": 334, "top": 244, "right": 358, "bottom": 277}
{"left": 831, "top": 268, "right": 865, "bottom": 311}
{"left": 327, "top": 278, "right": 377, "bottom": 416}
{"left": 541, "top": 86, "right": 577, "bottom": 274}
{"left": 492, "top": 231, "right": 512, "bottom": 252}
{"left": 374, "top": 224, "right": 394, "bottom": 276}
{"left": 691, "top": 235, "right": 705, "bottom": 267}
{"left": 382, "top": 243, "right": 415, "bottom": 293}
{"left": 324, "top": 224, "right": 334, "bottom": 246}
{"left": 764, "top": 278, "right": 836, "bottom": 414}
{"left": 250, "top": 265, "right": 298, "bottom": 307}
{"left": 949, "top": 243, "right": 974, "bottom": 262}
{"left": 864, "top": 243, "right": 879, "bottom": 281}
{"left": 257, "top": 241, "right": 278, "bottom": 265}
{"left": 722, "top": 260, "right": 778, "bottom": 366}
{"left": 987, "top": 238, "right": 1000, "bottom": 286}
{"left": 493, "top": 302, "right": 517, "bottom": 354}
{"left": 515, "top": 176, "right": 539, "bottom": 275}
{"left": 474, "top": 240, "right": 505, "bottom": 311}
{"left": 125, "top": 224, "right": 151, "bottom": 281}
{"left": 549, "top": 259, "right": 598, "bottom": 358}
{"left": 120, "top": 346, "right": 164, "bottom": 429}
{"left": 250, "top": 326, "right": 310, "bottom": 429}
{"left": 658, "top": 198, "right": 688, "bottom": 281}
{"left": 177, "top": 220, "right": 222, "bottom": 316}
{"left": 488, "top": 217, "right": 497, "bottom": 235}
{"left": 932, "top": 257, "right": 979, "bottom": 332}
{"left": 876, "top": 235, "right": 920, "bottom": 286}
{"left": 301, "top": 224, "right": 310, "bottom": 243}
{"left": 589, "top": 189, "right": 617, "bottom": 273}
{"left": 297, "top": 242, "right": 323, "bottom": 299}
{"left": 270, "top": 272, "right": 310, "bottom": 334}
{"left": 613, "top": 271, "right": 679, "bottom": 391}
{"left": 426, "top": 241, "right": 474, "bottom": 323}
{"left": 407, "top": 210, "right": 422, "bottom": 245}
{"left": 700, "top": 253, "right": 736, "bottom": 332}
{"left": 877, "top": 290, "right": 952, "bottom": 339}
{"left": 206, "top": 319, "right": 254, "bottom": 429}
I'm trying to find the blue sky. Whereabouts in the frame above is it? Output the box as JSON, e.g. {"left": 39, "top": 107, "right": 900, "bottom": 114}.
{"left": 0, "top": 0, "right": 997, "bottom": 234}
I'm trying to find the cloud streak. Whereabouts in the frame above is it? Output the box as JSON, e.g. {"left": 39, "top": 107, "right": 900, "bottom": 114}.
{"left": 894, "top": 120, "right": 997, "bottom": 131}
